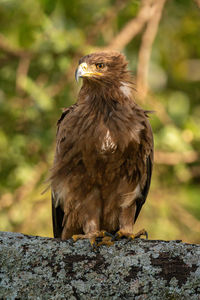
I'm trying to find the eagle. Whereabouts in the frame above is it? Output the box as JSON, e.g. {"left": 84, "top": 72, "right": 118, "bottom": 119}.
{"left": 51, "top": 51, "right": 153, "bottom": 246}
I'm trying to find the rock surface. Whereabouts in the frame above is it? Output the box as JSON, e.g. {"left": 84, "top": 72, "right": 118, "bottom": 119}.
{"left": 0, "top": 231, "right": 200, "bottom": 299}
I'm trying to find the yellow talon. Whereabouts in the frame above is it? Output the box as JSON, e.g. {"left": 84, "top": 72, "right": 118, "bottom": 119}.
{"left": 72, "top": 235, "right": 79, "bottom": 242}
{"left": 90, "top": 232, "right": 114, "bottom": 247}
{"left": 115, "top": 229, "right": 148, "bottom": 240}
{"left": 96, "top": 236, "right": 114, "bottom": 247}
{"left": 90, "top": 237, "right": 97, "bottom": 247}
{"left": 72, "top": 230, "right": 115, "bottom": 248}
{"left": 129, "top": 234, "right": 135, "bottom": 240}
{"left": 115, "top": 231, "right": 124, "bottom": 239}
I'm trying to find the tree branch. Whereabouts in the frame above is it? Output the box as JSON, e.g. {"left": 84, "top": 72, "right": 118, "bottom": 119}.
{"left": 87, "top": 0, "right": 128, "bottom": 45}
{"left": 169, "top": 199, "right": 200, "bottom": 233}
{"left": 137, "top": 0, "right": 167, "bottom": 100}
{"left": 105, "top": 0, "right": 156, "bottom": 50}
{"left": 155, "top": 150, "right": 199, "bottom": 165}
{"left": 193, "top": 0, "right": 200, "bottom": 8}
{"left": 16, "top": 56, "right": 31, "bottom": 92}
{"left": 0, "top": 33, "right": 33, "bottom": 58}
{"left": 0, "top": 231, "right": 199, "bottom": 299}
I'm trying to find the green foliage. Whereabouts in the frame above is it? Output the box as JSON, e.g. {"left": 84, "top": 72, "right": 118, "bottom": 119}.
{"left": 0, "top": 0, "right": 199, "bottom": 242}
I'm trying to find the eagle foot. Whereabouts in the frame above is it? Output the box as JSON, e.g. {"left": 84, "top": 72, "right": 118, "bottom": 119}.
{"left": 72, "top": 234, "right": 87, "bottom": 242}
{"left": 90, "top": 231, "right": 115, "bottom": 248}
{"left": 114, "top": 228, "right": 148, "bottom": 240}
{"left": 94, "top": 235, "right": 114, "bottom": 247}
{"left": 72, "top": 231, "right": 115, "bottom": 248}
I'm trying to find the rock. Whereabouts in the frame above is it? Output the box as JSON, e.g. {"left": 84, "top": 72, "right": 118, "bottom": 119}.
{"left": 0, "top": 231, "right": 200, "bottom": 299}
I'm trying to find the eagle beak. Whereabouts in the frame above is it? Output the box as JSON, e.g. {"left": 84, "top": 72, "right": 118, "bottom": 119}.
{"left": 75, "top": 62, "right": 89, "bottom": 82}
{"left": 75, "top": 62, "right": 102, "bottom": 82}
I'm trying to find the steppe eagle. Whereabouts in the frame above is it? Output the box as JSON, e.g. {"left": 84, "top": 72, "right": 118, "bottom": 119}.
{"left": 51, "top": 51, "right": 154, "bottom": 246}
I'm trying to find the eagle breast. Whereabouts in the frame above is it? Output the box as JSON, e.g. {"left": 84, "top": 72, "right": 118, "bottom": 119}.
{"left": 100, "top": 129, "right": 117, "bottom": 153}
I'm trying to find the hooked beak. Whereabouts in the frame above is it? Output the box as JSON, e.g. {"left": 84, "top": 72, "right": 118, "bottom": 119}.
{"left": 75, "top": 62, "right": 102, "bottom": 82}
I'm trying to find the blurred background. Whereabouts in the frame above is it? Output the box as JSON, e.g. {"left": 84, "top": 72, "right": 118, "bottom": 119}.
{"left": 0, "top": 0, "right": 199, "bottom": 243}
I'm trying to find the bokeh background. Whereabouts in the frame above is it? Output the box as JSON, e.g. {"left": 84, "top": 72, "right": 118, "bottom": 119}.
{"left": 0, "top": 0, "right": 199, "bottom": 243}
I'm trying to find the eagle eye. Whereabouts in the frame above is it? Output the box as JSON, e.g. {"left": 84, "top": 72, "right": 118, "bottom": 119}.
{"left": 96, "top": 63, "right": 104, "bottom": 70}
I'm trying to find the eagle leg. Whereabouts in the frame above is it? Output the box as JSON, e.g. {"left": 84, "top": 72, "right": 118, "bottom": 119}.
{"left": 72, "top": 231, "right": 114, "bottom": 247}
{"left": 114, "top": 228, "right": 148, "bottom": 240}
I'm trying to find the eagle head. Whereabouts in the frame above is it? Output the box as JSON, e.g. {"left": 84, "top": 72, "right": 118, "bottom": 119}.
{"left": 75, "top": 51, "right": 130, "bottom": 85}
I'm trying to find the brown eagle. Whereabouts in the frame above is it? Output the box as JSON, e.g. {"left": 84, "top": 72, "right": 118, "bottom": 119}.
{"left": 51, "top": 51, "right": 153, "bottom": 246}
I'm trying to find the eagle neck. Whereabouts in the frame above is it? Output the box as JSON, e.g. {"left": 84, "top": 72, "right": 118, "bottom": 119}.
{"left": 77, "top": 81, "right": 134, "bottom": 111}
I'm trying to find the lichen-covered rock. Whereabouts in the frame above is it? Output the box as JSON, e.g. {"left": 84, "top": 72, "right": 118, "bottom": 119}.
{"left": 0, "top": 231, "right": 200, "bottom": 299}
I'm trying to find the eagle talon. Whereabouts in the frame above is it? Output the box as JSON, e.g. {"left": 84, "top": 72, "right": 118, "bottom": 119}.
{"left": 72, "top": 231, "right": 115, "bottom": 248}
{"left": 90, "top": 238, "right": 98, "bottom": 249}
{"left": 72, "top": 234, "right": 82, "bottom": 242}
{"left": 96, "top": 236, "right": 114, "bottom": 246}
{"left": 93, "top": 231, "right": 115, "bottom": 247}
{"left": 113, "top": 229, "right": 148, "bottom": 241}
{"left": 134, "top": 229, "right": 148, "bottom": 239}
{"left": 114, "top": 231, "right": 124, "bottom": 240}
{"left": 104, "top": 232, "right": 115, "bottom": 238}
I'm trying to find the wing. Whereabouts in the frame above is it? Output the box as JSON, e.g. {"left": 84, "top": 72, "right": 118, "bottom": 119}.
{"left": 134, "top": 153, "right": 153, "bottom": 222}
{"left": 134, "top": 112, "right": 154, "bottom": 223}
{"left": 51, "top": 104, "right": 77, "bottom": 238}
{"left": 52, "top": 192, "right": 64, "bottom": 238}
